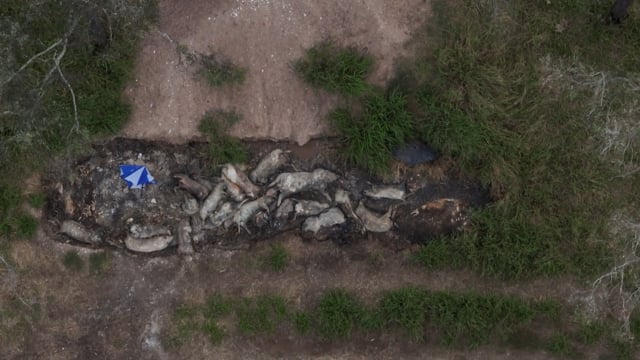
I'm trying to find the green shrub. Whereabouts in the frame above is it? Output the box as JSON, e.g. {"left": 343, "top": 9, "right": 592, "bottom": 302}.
{"left": 295, "top": 41, "right": 373, "bottom": 96}
{"left": 198, "top": 110, "right": 248, "bottom": 168}
{"left": 331, "top": 89, "right": 413, "bottom": 175}
{"left": 316, "top": 289, "right": 363, "bottom": 339}
{"left": 62, "top": 250, "right": 83, "bottom": 271}
{"left": 198, "top": 53, "right": 246, "bottom": 87}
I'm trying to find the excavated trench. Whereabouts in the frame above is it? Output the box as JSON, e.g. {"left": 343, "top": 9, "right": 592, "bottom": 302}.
{"left": 42, "top": 138, "right": 490, "bottom": 255}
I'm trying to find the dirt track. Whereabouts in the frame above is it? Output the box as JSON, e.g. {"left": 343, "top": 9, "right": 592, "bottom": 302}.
{"left": 123, "top": 0, "right": 429, "bottom": 145}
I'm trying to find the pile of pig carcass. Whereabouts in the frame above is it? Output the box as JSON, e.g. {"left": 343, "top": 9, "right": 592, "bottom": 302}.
{"left": 57, "top": 149, "right": 406, "bottom": 254}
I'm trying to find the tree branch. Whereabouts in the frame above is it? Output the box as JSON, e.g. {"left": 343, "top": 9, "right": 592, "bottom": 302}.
{"left": 52, "top": 40, "right": 80, "bottom": 135}
{"left": 1, "top": 39, "right": 63, "bottom": 87}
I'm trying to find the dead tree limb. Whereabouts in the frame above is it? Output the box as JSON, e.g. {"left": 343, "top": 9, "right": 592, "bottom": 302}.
{"left": 51, "top": 40, "right": 80, "bottom": 135}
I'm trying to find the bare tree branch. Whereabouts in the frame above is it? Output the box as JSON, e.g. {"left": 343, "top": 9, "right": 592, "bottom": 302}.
{"left": 51, "top": 40, "right": 80, "bottom": 135}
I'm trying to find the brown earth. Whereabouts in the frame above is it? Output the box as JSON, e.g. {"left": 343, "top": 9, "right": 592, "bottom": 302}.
{"left": 122, "top": 0, "right": 429, "bottom": 145}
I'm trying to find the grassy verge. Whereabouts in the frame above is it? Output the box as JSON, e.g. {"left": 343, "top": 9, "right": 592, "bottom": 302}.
{"left": 169, "top": 287, "right": 640, "bottom": 357}
{"left": 402, "top": 0, "right": 640, "bottom": 281}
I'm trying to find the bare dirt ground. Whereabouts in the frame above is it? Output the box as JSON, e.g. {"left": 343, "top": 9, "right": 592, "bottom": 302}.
{"left": 5, "top": 229, "right": 574, "bottom": 360}
{"left": 122, "top": 0, "right": 428, "bottom": 145}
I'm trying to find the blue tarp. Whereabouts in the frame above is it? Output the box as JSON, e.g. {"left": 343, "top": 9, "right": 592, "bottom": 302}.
{"left": 119, "top": 165, "right": 156, "bottom": 189}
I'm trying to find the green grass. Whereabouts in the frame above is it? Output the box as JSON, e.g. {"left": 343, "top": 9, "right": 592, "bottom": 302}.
{"left": 27, "top": 193, "right": 45, "bottom": 209}
{"left": 0, "top": 0, "right": 156, "bottom": 186}
{"left": 403, "top": 0, "right": 640, "bottom": 280}
{"left": 197, "top": 53, "right": 246, "bottom": 87}
{"left": 578, "top": 320, "right": 606, "bottom": 345}
{"left": 295, "top": 41, "right": 373, "bottom": 96}
{"left": 168, "top": 288, "right": 572, "bottom": 350}
{"left": 62, "top": 250, "right": 83, "bottom": 271}
{"left": 380, "top": 287, "right": 537, "bottom": 346}
{"left": 14, "top": 213, "right": 37, "bottom": 239}
{"left": 263, "top": 244, "right": 288, "bottom": 272}
{"left": 88, "top": 252, "right": 110, "bottom": 275}
{"left": 198, "top": 110, "right": 249, "bottom": 168}
{"left": 546, "top": 332, "right": 573, "bottom": 356}
{"left": 293, "top": 311, "right": 312, "bottom": 335}
{"left": 315, "top": 290, "right": 364, "bottom": 339}
{"left": 235, "top": 295, "right": 288, "bottom": 334}
{"left": 330, "top": 89, "right": 413, "bottom": 175}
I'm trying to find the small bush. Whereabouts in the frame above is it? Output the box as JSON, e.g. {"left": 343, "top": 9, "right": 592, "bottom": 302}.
{"left": 88, "top": 252, "right": 110, "bottom": 275}
{"left": 198, "top": 110, "right": 248, "bottom": 168}
{"left": 295, "top": 41, "right": 373, "bottom": 96}
{"left": 379, "top": 287, "right": 428, "bottom": 341}
{"left": 62, "top": 250, "right": 83, "bottom": 271}
{"left": 198, "top": 54, "right": 246, "bottom": 87}
{"left": 316, "top": 289, "right": 363, "bottom": 339}
{"left": 264, "top": 244, "right": 288, "bottom": 272}
{"left": 331, "top": 89, "right": 413, "bottom": 175}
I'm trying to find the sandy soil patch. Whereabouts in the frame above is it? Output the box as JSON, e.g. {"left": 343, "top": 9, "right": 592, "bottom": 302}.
{"left": 123, "top": 0, "right": 430, "bottom": 145}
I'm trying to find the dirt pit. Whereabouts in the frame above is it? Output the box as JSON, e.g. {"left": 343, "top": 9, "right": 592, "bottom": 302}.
{"left": 123, "top": 0, "right": 431, "bottom": 145}
{"left": 43, "top": 138, "right": 489, "bottom": 255}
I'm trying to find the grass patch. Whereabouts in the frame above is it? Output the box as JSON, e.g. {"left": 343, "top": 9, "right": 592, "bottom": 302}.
{"left": 380, "top": 287, "right": 537, "bottom": 346}
{"left": 293, "top": 311, "right": 312, "bottom": 335}
{"left": 316, "top": 289, "right": 363, "bottom": 339}
{"left": 235, "top": 295, "right": 288, "bottom": 335}
{"left": 330, "top": 89, "right": 413, "bottom": 175}
{"left": 546, "top": 332, "right": 573, "bottom": 356}
{"left": 263, "top": 244, "right": 288, "bottom": 272}
{"left": 88, "top": 252, "right": 110, "bottom": 275}
{"left": 198, "top": 110, "right": 248, "bottom": 168}
{"left": 27, "top": 193, "right": 45, "bottom": 208}
{"left": 62, "top": 250, "right": 83, "bottom": 271}
{"left": 403, "top": 0, "right": 637, "bottom": 279}
{"left": 578, "top": 320, "right": 607, "bottom": 345}
{"left": 197, "top": 53, "right": 246, "bottom": 87}
{"left": 169, "top": 287, "right": 569, "bottom": 351}
{"left": 14, "top": 213, "right": 37, "bottom": 239}
{"left": 170, "top": 304, "right": 200, "bottom": 346}
{"left": 295, "top": 41, "right": 373, "bottom": 96}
